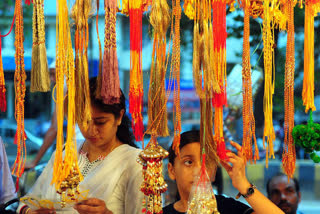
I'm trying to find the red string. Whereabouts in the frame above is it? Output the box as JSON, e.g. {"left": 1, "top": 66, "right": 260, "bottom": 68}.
{"left": 25, "top": 0, "right": 32, "bottom": 5}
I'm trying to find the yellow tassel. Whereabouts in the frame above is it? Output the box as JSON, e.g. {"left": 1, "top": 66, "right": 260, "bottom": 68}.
{"left": 30, "top": 0, "right": 50, "bottom": 92}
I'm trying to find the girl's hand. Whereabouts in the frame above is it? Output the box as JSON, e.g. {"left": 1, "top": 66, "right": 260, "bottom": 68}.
{"left": 220, "top": 141, "right": 251, "bottom": 193}
{"left": 74, "top": 198, "right": 112, "bottom": 214}
{"left": 27, "top": 208, "right": 56, "bottom": 214}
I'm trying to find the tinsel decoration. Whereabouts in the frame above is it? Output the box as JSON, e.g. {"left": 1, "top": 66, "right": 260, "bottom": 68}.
{"left": 52, "top": 0, "right": 83, "bottom": 207}
{"left": 292, "top": 111, "right": 320, "bottom": 163}
{"left": 128, "top": 0, "right": 145, "bottom": 142}
{"left": 282, "top": 0, "right": 296, "bottom": 179}
{"left": 72, "top": 0, "right": 92, "bottom": 131}
{"left": 30, "top": 0, "right": 50, "bottom": 92}
{"left": 170, "top": 0, "right": 182, "bottom": 156}
{"left": 262, "top": 0, "right": 276, "bottom": 166}
{"left": 187, "top": 154, "right": 219, "bottom": 214}
{"left": 100, "top": 0, "right": 121, "bottom": 104}
{"left": 137, "top": 135, "right": 168, "bottom": 214}
{"left": 12, "top": 0, "right": 27, "bottom": 190}
{"left": 302, "top": 0, "right": 320, "bottom": 113}
{"left": 240, "top": 0, "right": 259, "bottom": 163}
{"left": 145, "top": 0, "right": 170, "bottom": 137}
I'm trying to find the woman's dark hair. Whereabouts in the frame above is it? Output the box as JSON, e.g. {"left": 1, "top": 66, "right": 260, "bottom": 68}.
{"left": 168, "top": 130, "right": 200, "bottom": 165}
{"left": 89, "top": 77, "right": 136, "bottom": 148}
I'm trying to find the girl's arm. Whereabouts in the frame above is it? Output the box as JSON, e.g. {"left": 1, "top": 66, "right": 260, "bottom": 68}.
{"left": 220, "top": 141, "right": 284, "bottom": 214}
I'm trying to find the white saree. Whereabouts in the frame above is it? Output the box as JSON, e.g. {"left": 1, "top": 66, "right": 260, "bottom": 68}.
{"left": 17, "top": 142, "right": 145, "bottom": 214}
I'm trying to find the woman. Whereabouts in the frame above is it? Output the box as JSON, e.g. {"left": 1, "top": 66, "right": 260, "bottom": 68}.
{"left": 17, "top": 77, "right": 144, "bottom": 214}
{"left": 163, "top": 130, "right": 284, "bottom": 214}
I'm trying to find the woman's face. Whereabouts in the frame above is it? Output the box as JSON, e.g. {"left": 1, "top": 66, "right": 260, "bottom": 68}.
{"left": 79, "top": 105, "right": 123, "bottom": 148}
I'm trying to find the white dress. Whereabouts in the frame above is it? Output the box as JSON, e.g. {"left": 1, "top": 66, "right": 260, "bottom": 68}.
{"left": 17, "top": 142, "right": 145, "bottom": 214}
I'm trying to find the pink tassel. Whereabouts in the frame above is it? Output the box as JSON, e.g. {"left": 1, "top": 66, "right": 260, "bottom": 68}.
{"left": 101, "top": 0, "right": 121, "bottom": 104}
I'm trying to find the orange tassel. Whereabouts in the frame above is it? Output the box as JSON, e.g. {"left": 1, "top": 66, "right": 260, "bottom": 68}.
{"left": 282, "top": 0, "right": 296, "bottom": 179}
{"left": 241, "top": 1, "right": 259, "bottom": 163}
{"left": 12, "top": 0, "right": 27, "bottom": 190}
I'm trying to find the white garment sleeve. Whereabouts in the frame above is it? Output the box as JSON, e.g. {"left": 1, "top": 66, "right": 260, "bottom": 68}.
{"left": 16, "top": 152, "right": 56, "bottom": 213}
{"left": 0, "top": 137, "right": 17, "bottom": 204}
{"left": 106, "top": 155, "right": 145, "bottom": 214}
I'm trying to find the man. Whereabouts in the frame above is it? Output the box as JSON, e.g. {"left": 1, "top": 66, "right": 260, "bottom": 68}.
{"left": 266, "top": 173, "right": 302, "bottom": 214}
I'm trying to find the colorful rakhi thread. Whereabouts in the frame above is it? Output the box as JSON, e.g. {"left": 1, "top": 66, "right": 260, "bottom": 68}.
{"left": 72, "top": 0, "right": 92, "bottom": 130}
{"left": 12, "top": 0, "right": 27, "bottom": 189}
{"left": 170, "top": 0, "right": 182, "bottom": 156}
{"left": 240, "top": 0, "right": 259, "bottom": 163}
{"left": 302, "top": 0, "right": 320, "bottom": 113}
{"left": 52, "top": 0, "right": 83, "bottom": 206}
{"left": 282, "top": 0, "right": 296, "bottom": 179}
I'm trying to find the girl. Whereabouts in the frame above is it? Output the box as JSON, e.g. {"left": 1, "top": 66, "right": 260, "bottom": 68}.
{"left": 163, "top": 130, "right": 284, "bottom": 214}
{"left": 17, "top": 77, "right": 144, "bottom": 214}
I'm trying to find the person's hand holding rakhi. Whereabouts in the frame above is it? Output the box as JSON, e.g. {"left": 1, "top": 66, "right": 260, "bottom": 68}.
{"left": 220, "top": 141, "right": 251, "bottom": 195}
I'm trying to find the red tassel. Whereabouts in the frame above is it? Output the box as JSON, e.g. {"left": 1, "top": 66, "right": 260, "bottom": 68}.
{"left": 212, "top": 86, "right": 227, "bottom": 108}
{"left": 217, "top": 139, "right": 228, "bottom": 161}
{"left": 0, "top": 85, "right": 6, "bottom": 112}
{"left": 15, "top": 177, "right": 20, "bottom": 192}
{"left": 25, "top": 0, "right": 32, "bottom": 5}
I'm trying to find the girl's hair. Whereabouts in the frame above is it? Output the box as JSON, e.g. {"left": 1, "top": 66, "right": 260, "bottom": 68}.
{"left": 168, "top": 130, "right": 200, "bottom": 165}
{"left": 89, "top": 77, "right": 136, "bottom": 148}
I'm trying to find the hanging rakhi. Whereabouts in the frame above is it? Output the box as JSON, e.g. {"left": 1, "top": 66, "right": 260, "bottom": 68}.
{"left": 99, "top": 0, "right": 121, "bottom": 104}
{"left": 137, "top": 135, "right": 169, "bottom": 214}
{"left": 72, "top": 0, "right": 92, "bottom": 130}
{"left": 282, "top": 0, "right": 296, "bottom": 179}
{"left": 239, "top": 0, "right": 260, "bottom": 163}
{"left": 145, "top": 0, "right": 170, "bottom": 137}
{"left": 261, "top": 0, "right": 277, "bottom": 167}
{"left": 170, "top": 0, "right": 182, "bottom": 156}
{"left": 30, "top": 0, "right": 50, "bottom": 92}
{"left": 52, "top": 0, "right": 83, "bottom": 207}
{"left": 185, "top": 0, "right": 220, "bottom": 165}
{"left": 302, "top": 0, "right": 320, "bottom": 113}
{"left": 11, "top": 0, "right": 27, "bottom": 189}
{"left": 212, "top": 0, "right": 230, "bottom": 161}
{"left": 126, "top": 0, "right": 145, "bottom": 142}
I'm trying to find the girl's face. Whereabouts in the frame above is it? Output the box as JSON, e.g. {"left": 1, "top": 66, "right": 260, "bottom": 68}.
{"left": 168, "top": 142, "right": 202, "bottom": 200}
{"left": 79, "top": 105, "right": 123, "bottom": 148}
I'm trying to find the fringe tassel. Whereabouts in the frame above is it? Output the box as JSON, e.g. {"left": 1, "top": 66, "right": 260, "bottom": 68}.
{"left": 146, "top": 0, "right": 170, "bottom": 137}
{"left": 263, "top": 0, "right": 276, "bottom": 167}
{"left": 30, "top": 0, "right": 50, "bottom": 93}
{"left": 171, "top": 0, "right": 182, "bottom": 156}
{"left": 72, "top": 0, "right": 92, "bottom": 130}
{"left": 129, "top": 4, "right": 144, "bottom": 142}
{"left": 302, "top": 2, "right": 317, "bottom": 113}
{"left": 282, "top": 0, "right": 296, "bottom": 179}
{"left": 241, "top": 2, "right": 259, "bottom": 163}
{"left": 101, "top": 0, "right": 121, "bottom": 105}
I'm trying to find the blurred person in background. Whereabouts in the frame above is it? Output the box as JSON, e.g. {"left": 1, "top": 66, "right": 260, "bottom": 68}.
{"left": 266, "top": 173, "right": 303, "bottom": 214}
